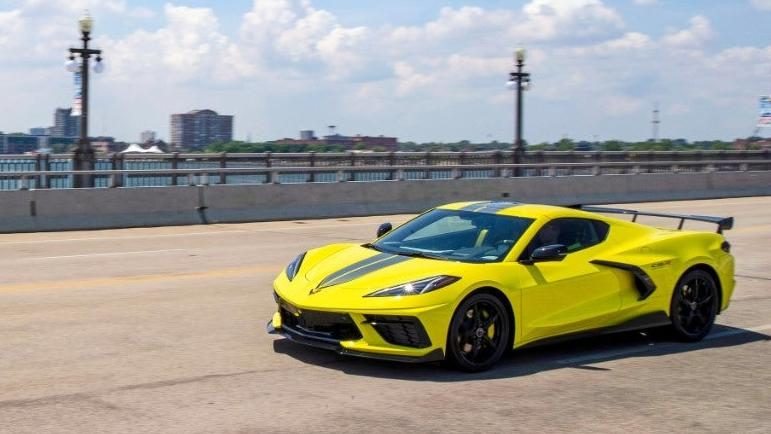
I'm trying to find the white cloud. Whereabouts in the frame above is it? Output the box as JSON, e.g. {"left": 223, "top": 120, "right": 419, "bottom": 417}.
{"left": 750, "top": 0, "right": 771, "bottom": 11}
{"left": 22, "top": 0, "right": 128, "bottom": 15}
{"left": 0, "top": 9, "right": 23, "bottom": 47}
{"left": 571, "top": 31, "right": 652, "bottom": 55}
{"left": 0, "top": 0, "right": 768, "bottom": 143}
{"left": 128, "top": 7, "right": 156, "bottom": 19}
{"left": 661, "top": 15, "right": 713, "bottom": 48}
{"left": 600, "top": 95, "right": 643, "bottom": 115}
{"left": 516, "top": 0, "right": 624, "bottom": 41}
{"left": 239, "top": 0, "right": 370, "bottom": 79}
{"left": 103, "top": 4, "right": 251, "bottom": 83}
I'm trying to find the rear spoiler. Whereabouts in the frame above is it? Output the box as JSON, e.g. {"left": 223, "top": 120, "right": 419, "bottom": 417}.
{"left": 580, "top": 205, "right": 733, "bottom": 234}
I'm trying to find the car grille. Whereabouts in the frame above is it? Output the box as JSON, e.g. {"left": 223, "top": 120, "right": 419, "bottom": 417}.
{"left": 278, "top": 300, "right": 362, "bottom": 342}
{"left": 364, "top": 315, "right": 432, "bottom": 349}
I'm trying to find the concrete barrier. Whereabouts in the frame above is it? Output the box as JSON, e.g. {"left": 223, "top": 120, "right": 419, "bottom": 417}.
{"left": 0, "top": 187, "right": 202, "bottom": 232}
{"left": 1, "top": 171, "right": 770, "bottom": 233}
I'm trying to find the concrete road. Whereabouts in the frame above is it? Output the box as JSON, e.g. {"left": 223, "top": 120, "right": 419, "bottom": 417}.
{"left": 0, "top": 197, "right": 769, "bottom": 433}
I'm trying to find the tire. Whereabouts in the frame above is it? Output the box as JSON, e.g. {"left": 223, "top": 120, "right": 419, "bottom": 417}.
{"left": 446, "top": 292, "right": 511, "bottom": 372}
{"left": 668, "top": 269, "right": 719, "bottom": 342}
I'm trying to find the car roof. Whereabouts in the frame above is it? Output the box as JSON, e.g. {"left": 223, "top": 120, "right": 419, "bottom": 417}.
{"left": 438, "top": 201, "right": 603, "bottom": 221}
{"left": 440, "top": 201, "right": 560, "bottom": 218}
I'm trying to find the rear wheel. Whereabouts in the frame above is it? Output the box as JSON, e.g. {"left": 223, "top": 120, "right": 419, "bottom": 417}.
{"left": 446, "top": 293, "right": 510, "bottom": 372}
{"left": 669, "top": 269, "right": 719, "bottom": 342}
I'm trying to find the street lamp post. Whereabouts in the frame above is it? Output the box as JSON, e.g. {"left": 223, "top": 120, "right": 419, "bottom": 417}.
{"left": 65, "top": 12, "right": 104, "bottom": 188}
{"left": 506, "top": 48, "right": 531, "bottom": 176}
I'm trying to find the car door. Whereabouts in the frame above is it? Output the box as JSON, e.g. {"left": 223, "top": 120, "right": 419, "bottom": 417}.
{"left": 517, "top": 218, "right": 622, "bottom": 344}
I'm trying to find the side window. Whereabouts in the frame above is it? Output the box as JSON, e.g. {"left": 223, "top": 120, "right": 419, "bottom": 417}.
{"left": 522, "top": 218, "right": 610, "bottom": 258}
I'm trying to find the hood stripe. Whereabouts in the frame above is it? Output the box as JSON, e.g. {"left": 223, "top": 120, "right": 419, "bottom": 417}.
{"left": 316, "top": 253, "right": 412, "bottom": 290}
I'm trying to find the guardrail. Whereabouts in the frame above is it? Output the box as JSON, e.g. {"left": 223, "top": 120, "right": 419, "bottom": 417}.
{"left": 1, "top": 159, "right": 769, "bottom": 191}
{"left": 1, "top": 149, "right": 769, "bottom": 169}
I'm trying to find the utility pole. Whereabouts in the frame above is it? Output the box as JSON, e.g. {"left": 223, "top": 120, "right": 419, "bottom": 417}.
{"left": 651, "top": 102, "right": 660, "bottom": 143}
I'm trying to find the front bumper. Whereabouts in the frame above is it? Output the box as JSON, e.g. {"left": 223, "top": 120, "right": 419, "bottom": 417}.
{"left": 266, "top": 319, "right": 444, "bottom": 363}
{"left": 266, "top": 293, "right": 449, "bottom": 364}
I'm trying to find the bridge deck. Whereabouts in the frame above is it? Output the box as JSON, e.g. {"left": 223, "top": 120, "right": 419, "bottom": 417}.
{"left": 1, "top": 197, "right": 769, "bottom": 433}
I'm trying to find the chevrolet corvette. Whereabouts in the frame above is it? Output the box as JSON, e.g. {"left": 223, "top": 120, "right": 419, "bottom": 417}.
{"left": 267, "top": 201, "right": 734, "bottom": 371}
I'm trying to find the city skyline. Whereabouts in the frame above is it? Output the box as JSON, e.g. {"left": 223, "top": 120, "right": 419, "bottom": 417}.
{"left": 0, "top": 0, "right": 769, "bottom": 144}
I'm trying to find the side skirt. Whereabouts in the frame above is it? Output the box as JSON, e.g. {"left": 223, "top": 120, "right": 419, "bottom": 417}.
{"left": 515, "top": 311, "right": 671, "bottom": 350}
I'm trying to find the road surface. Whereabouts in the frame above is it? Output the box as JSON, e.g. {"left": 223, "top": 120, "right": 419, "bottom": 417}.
{"left": 0, "top": 197, "right": 769, "bottom": 433}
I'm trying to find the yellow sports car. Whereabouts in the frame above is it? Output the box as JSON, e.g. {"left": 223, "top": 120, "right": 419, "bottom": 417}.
{"left": 267, "top": 201, "right": 734, "bottom": 371}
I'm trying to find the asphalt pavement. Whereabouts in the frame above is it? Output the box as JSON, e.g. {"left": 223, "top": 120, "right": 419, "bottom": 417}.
{"left": 0, "top": 197, "right": 769, "bottom": 433}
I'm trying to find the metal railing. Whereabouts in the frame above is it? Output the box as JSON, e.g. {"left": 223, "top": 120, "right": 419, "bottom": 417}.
{"left": 1, "top": 159, "right": 769, "bottom": 190}
{"left": 1, "top": 148, "right": 769, "bottom": 170}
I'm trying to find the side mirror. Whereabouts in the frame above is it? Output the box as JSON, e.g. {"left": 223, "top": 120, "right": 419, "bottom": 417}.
{"left": 521, "top": 244, "right": 567, "bottom": 264}
{"left": 377, "top": 222, "right": 393, "bottom": 238}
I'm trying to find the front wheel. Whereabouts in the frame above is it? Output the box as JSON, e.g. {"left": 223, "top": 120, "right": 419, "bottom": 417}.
{"left": 446, "top": 293, "right": 511, "bottom": 372}
{"left": 669, "top": 269, "right": 719, "bottom": 342}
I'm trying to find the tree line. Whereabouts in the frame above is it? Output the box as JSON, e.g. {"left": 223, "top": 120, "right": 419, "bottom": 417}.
{"left": 193, "top": 137, "right": 765, "bottom": 153}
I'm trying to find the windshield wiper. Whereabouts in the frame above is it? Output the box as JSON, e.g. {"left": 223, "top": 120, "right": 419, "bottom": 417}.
{"left": 362, "top": 243, "right": 386, "bottom": 253}
{"left": 394, "top": 250, "right": 444, "bottom": 260}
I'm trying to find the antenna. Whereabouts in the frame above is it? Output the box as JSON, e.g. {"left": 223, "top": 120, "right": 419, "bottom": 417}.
{"left": 652, "top": 102, "right": 660, "bottom": 143}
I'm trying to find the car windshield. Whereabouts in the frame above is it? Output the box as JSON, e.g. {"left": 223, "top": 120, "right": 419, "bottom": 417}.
{"left": 371, "top": 209, "right": 534, "bottom": 263}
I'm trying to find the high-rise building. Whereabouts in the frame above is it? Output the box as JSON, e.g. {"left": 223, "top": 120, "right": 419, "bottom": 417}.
{"left": 1, "top": 134, "right": 39, "bottom": 154}
{"left": 140, "top": 130, "right": 156, "bottom": 143}
{"left": 170, "top": 109, "right": 233, "bottom": 150}
{"left": 51, "top": 108, "right": 80, "bottom": 138}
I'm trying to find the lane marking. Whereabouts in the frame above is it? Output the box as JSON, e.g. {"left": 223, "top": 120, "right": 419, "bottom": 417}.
{"left": 736, "top": 274, "right": 771, "bottom": 282}
{"left": 22, "top": 249, "right": 188, "bottom": 261}
{"left": 613, "top": 199, "right": 770, "bottom": 211}
{"left": 0, "top": 231, "right": 249, "bottom": 245}
{"left": 557, "top": 323, "right": 771, "bottom": 365}
{"left": 0, "top": 264, "right": 281, "bottom": 293}
{"left": 0, "top": 221, "right": 400, "bottom": 246}
{"left": 731, "top": 224, "right": 771, "bottom": 234}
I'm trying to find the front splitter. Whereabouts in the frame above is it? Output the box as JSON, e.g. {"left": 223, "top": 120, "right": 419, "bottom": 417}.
{"left": 267, "top": 320, "right": 444, "bottom": 364}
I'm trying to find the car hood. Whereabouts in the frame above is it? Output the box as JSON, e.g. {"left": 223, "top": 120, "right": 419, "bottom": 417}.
{"left": 282, "top": 244, "right": 475, "bottom": 305}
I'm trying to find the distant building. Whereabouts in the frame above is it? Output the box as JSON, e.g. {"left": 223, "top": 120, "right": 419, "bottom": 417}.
{"left": 1, "top": 134, "right": 39, "bottom": 154}
{"left": 29, "top": 127, "right": 48, "bottom": 136}
{"left": 170, "top": 109, "right": 233, "bottom": 150}
{"left": 733, "top": 138, "right": 771, "bottom": 150}
{"left": 140, "top": 130, "right": 156, "bottom": 143}
{"left": 51, "top": 108, "right": 80, "bottom": 138}
{"left": 270, "top": 130, "right": 398, "bottom": 151}
{"left": 90, "top": 136, "right": 118, "bottom": 154}
{"left": 351, "top": 135, "right": 398, "bottom": 151}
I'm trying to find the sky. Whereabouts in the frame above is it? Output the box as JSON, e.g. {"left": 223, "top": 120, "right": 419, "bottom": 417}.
{"left": 0, "top": 0, "right": 769, "bottom": 144}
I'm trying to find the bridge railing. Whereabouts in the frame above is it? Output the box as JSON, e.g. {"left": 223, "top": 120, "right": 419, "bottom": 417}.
{"left": 1, "top": 148, "right": 769, "bottom": 168}
{"left": 1, "top": 159, "right": 769, "bottom": 190}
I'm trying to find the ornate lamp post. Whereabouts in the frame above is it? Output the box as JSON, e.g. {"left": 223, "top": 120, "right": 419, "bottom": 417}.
{"left": 506, "top": 48, "right": 531, "bottom": 176}
{"left": 65, "top": 12, "right": 104, "bottom": 188}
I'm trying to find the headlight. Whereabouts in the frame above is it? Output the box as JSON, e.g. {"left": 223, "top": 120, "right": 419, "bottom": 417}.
{"left": 364, "top": 275, "right": 460, "bottom": 297}
{"left": 285, "top": 252, "right": 306, "bottom": 281}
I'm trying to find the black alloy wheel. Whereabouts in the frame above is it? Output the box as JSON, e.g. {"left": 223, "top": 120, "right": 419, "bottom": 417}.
{"left": 446, "top": 293, "right": 510, "bottom": 372}
{"left": 669, "top": 269, "right": 719, "bottom": 342}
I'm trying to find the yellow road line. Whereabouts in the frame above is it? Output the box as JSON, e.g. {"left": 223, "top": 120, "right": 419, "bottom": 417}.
{"left": 0, "top": 264, "right": 280, "bottom": 293}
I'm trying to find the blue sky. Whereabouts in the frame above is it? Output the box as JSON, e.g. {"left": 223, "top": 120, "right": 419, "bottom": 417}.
{"left": 0, "top": 0, "right": 769, "bottom": 144}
